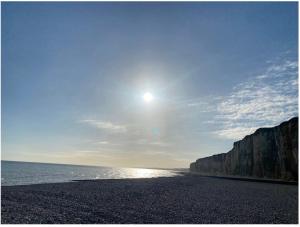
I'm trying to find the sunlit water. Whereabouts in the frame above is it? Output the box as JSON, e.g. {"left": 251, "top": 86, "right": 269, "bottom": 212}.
{"left": 1, "top": 161, "right": 180, "bottom": 186}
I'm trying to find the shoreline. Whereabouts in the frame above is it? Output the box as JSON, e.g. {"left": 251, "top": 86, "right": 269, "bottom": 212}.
{"left": 2, "top": 175, "right": 298, "bottom": 224}
{"left": 5, "top": 171, "right": 297, "bottom": 188}
{"left": 188, "top": 172, "right": 298, "bottom": 185}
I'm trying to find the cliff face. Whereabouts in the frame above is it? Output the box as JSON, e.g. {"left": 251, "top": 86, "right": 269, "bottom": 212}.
{"left": 190, "top": 117, "right": 298, "bottom": 181}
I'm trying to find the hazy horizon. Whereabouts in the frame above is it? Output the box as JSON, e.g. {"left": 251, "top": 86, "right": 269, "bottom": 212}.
{"left": 1, "top": 159, "right": 188, "bottom": 170}
{"left": 2, "top": 2, "right": 298, "bottom": 168}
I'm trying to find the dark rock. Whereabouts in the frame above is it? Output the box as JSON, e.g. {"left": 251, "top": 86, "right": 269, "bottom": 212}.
{"left": 190, "top": 117, "right": 298, "bottom": 181}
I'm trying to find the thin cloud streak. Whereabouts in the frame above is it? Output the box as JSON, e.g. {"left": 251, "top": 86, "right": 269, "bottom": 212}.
{"left": 80, "top": 120, "right": 127, "bottom": 133}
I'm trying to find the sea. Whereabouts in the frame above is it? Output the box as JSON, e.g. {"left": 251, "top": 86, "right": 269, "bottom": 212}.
{"left": 1, "top": 160, "right": 180, "bottom": 186}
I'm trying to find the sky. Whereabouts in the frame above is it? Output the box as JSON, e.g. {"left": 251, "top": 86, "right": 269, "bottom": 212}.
{"left": 2, "top": 2, "right": 298, "bottom": 168}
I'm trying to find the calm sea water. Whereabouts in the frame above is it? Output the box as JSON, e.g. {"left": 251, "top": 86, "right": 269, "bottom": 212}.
{"left": 1, "top": 161, "right": 180, "bottom": 186}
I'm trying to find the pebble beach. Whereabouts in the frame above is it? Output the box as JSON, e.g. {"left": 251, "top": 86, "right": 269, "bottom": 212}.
{"left": 1, "top": 174, "right": 298, "bottom": 224}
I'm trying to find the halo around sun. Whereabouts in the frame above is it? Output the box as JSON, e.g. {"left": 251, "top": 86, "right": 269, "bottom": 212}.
{"left": 143, "top": 92, "right": 153, "bottom": 102}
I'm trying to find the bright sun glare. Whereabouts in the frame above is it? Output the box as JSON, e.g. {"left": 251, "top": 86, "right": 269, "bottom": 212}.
{"left": 143, "top": 92, "right": 153, "bottom": 102}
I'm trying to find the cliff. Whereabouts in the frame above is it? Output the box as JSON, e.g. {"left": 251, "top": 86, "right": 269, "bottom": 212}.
{"left": 190, "top": 117, "right": 298, "bottom": 181}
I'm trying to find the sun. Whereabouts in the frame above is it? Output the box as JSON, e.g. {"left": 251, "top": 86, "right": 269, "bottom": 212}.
{"left": 143, "top": 92, "right": 153, "bottom": 102}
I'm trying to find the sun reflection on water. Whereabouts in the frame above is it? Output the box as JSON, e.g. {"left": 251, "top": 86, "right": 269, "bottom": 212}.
{"left": 1, "top": 161, "right": 181, "bottom": 185}
{"left": 121, "top": 168, "right": 178, "bottom": 179}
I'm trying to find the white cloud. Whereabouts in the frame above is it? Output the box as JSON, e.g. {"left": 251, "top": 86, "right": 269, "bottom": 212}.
{"left": 213, "top": 127, "right": 258, "bottom": 140}
{"left": 80, "top": 120, "right": 127, "bottom": 133}
{"left": 136, "top": 139, "right": 171, "bottom": 147}
{"left": 213, "top": 57, "right": 298, "bottom": 140}
{"left": 94, "top": 141, "right": 109, "bottom": 145}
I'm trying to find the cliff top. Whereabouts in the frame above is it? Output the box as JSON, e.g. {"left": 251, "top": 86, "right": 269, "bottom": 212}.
{"left": 194, "top": 116, "right": 298, "bottom": 163}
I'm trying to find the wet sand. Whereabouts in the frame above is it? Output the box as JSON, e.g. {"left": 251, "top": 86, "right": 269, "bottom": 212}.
{"left": 1, "top": 175, "right": 298, "bottom": 224}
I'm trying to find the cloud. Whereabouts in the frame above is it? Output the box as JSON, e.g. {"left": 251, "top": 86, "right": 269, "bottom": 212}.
{"left": 136, "top": 139, "right": 171, "bottom": 147}
{"left": 73, "top": 150, "right": 112, "bottom": 157}
{"left": 213, "top": 57, "right": 298, "bottom": 140}
{"left": 80, "top": 120, "right": 127, "bottom": 133}
{"left": 95, "top": 141, "right": 109, "bottom": 145}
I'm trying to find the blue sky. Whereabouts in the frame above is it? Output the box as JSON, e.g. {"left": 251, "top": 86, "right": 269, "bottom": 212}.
{"left": 2, "top": 2, "right": 298, "bottom": 168}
